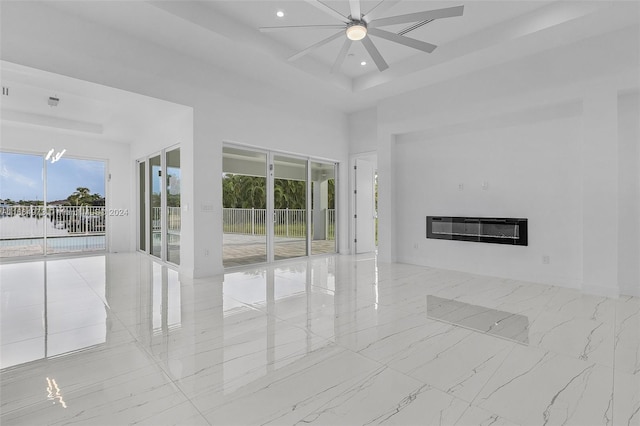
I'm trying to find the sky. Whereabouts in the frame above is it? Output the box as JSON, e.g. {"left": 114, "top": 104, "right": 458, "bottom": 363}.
{"left": 150, "top": 164, "right": 181, "bottom": 195}
{"left": 0, "top": 151, "right": 106, "bottom": 202}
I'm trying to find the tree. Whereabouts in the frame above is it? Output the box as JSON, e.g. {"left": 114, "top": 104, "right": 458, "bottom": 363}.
{"left": 66, "top": 187, "right": 104, "bottom": 207}
{"left": 221, "top": 174, "right": 333, "bottom": 210}
{"left": 274, "top": 179, "right": 305, "bottom": 209}
{"left": 222, "top": 174, "right": 266, "bottom": 208}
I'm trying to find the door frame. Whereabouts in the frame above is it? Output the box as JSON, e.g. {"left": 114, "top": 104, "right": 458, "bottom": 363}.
{"left": 350, "top": 152, "right": 377, "bottom": 254}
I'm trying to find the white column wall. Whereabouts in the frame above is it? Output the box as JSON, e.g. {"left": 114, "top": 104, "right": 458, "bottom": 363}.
{"left": 617, "top": 91, "right": 640, "bottom": 297}
{"left": 581, "top": 88, "right": 619, "bottom": 297}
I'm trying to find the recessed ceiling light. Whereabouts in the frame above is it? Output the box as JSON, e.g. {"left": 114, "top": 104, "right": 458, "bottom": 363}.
{"left": 360, "top": 61, "right": 367, "bottom": 66}
{"left": 276, "top": 10, "right": 284, "bottom": 18}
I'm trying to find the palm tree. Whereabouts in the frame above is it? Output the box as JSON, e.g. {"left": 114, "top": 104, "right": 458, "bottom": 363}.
{"left": 66, "top": 187, "right": 102, "bottom": 206}
{"left": 222, "top": 174, "right": 266, "bottom": 208}
{"left": 222, "top": 175, "right": 317, "bottom": 210}
{"left": 274, "top": 179, "right": 305, "bottom": 209}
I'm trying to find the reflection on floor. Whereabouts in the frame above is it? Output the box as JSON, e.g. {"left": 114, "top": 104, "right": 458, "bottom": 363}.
{"left": 1, "top": 253, "right": 638, "bottom": 425}
{"left": 0, "top": 235, "right": 106, "bottom": 258}
{"left": 223, "top": 233, "right": 336, "bottom": 267}
{"left": 426, "top": 295, "right": 530, "bottom": 344}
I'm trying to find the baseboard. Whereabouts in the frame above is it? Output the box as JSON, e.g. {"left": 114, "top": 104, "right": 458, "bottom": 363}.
{"left": 582, "top": 283, "right": 620, "bottom": 298}
{"left": 619, "top": 282, "right": 640, "bottom": 298}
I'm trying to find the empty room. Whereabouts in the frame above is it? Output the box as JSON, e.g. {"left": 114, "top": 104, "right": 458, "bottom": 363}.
{"left": 0, "top": 1, "right": 638, "bottom": 425}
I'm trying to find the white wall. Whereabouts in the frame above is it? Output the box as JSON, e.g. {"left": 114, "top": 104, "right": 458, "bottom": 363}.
{"left": 1, "top": 2, "right": 349, "bottom": 277}
{"left": 348, "top": 108, "right": 377, "bottom": 155}
{"left": 130, "top": 106, "right": 193, "bottom": 162}
{"left": 617, "top": 91, "right": 640, "bottom": 296}
{"left": 395, "top": 112, "right": 583, "bottom": 288}
{"left": 354, "top": 25, "right": 639, "bottom": 296}
{"left": 0, "top": 126, "right": 132, "bottom": 253}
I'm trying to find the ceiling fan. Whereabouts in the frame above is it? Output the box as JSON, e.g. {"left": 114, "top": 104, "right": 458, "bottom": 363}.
{"left": 259, "top": 0, "right": 464, "bottom": 73}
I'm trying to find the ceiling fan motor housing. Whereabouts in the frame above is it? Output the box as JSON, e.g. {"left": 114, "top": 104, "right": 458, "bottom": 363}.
{"left": 346, "top": 20, "right": 367, "bottom": 41}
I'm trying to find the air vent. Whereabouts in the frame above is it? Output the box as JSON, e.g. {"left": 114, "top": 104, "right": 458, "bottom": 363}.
{"left": 2, "top": 87, "right": 8, "bottom": 96}
{"left": 398, "top": 19, "right": 434, "bottom": 36}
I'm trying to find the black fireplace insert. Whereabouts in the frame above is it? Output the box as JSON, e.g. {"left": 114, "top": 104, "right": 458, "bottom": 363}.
{"left": 426, "top": 216, "right": 528, "bottom": 246}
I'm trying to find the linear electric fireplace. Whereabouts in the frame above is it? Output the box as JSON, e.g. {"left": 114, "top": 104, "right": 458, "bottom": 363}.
{"left": 427, "top": 216, "right": 528, "bottom": 246}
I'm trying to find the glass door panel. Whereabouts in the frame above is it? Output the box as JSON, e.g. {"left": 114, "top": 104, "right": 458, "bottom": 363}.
{"left": 46, "top": 157, "right": 106, "bottom": 255}
{"left": 222, "top": 147, "right": 267, "bottom": 267}
{"left": 166, "top": 148, "right": 180, "bottom": 265}
{"left": 138, "top": 160, "right": 146, "bottom": 251}
{"left": 0, "top": 152, "right": 45, "bottom": 257}
{"left": 273, "top": 155, "right": 307, "bottom": 261}
{"left": 149, "top": 154, "right": 162, "bottom": 258}
{"left": 311, "top": 161, "right": 336, "bottom": 255}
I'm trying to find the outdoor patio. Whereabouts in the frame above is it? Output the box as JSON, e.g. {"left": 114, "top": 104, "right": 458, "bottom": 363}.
{"left": 223, "top": 233, "right": 336, "bottom": 267}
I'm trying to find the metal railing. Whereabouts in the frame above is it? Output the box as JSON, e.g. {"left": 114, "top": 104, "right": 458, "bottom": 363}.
{"left": 151, "top": 207, "right": 182, "bottom": 233}
{"left": 0, "top": 205, "right": 106, "bottom": 238}
{"left": 223, "top": 208, "right": 335, "bottom": 239}
{"left": 274, "top": 208, "right": 306, "bottom": 238}
{"left": 222, "top": 208, "right": 268, "bottom": 236}
{"left": 0, "top": 205, "right": 332, "bottom": 241}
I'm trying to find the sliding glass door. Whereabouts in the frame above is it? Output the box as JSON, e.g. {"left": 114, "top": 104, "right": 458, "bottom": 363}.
{"left": 138, "top": 160, "right": 146, "bottom": 252}
{"left": 46, "top": 157, "right": 106, "bottom": 255}
{"left": 137, "top": 146, "right": 181, "bottom": 265}
{"left": 221, "top": 147, "right": 268, "bottom": 267}
{"left": 311, "top": 161, "right": 336, "bottom": 255}
{"left": 0, "top": 152, "right": 45, "bottom": 257}
{"left": 149, "top": 154, "right": 162, "bottom": 259}
{"left": 273, "top": 155, "right": 307, "bottom": 261}
{"left": 166, "top": 147, "right": 181, "bottom": 265}
{"left": 0, "top": 151, "right": 106, "bottom": 258}
{"left": 222, "top": 145, "right": 337, "bottom": 267}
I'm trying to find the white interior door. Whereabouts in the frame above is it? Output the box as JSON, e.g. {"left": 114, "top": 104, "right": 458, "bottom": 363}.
{"left": 355, "top": 158, "right": 376, "bottom": 253}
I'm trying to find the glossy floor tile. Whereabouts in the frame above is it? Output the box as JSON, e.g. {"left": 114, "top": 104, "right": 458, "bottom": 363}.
{"left": 426, "top": 295, "right": 531, "bottom": 343}
{"left": 1, "top": 253, "right": 638, "bottom": 425}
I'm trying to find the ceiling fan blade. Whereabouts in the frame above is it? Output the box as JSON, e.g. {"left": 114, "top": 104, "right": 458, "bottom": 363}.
{"left": 362, "top": 0, "right": 401, "bottom": 23}
{"left": 331, "top": 39, "right": 352, "bottom": 73}
{"left": 369, "top": 5, "right": 464, "bottom": 28}
{"left": 260, "top": 25, "right": 345, "bottom": 32}
{"left": 288, "top": 31, "right": 344, "bottom": 62}
{"left": 303, "top": 0, "right": 350, "bottom": 23}
{"left": 368, "top": 28, "right": 437, "bottom": 53}
{"left": 361, "top": 36, "right": 388, "bottom": 71}
{"left": 349, "top": 0, "right": 361, "bottom": 20}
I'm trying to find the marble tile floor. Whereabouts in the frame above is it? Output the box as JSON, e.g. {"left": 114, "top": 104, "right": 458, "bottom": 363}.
{"left": 0, "top": 253, "right": 638, "bottom": 425}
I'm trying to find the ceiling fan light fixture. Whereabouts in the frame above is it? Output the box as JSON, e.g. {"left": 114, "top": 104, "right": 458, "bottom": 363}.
{"left": 346, "top": 23, "right": 367, "bottom": 41}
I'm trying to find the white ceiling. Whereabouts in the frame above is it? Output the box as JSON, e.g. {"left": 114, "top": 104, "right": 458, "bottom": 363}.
{"left": 1, "top": 0, "right": 638, "bottom": 131}
{"left": 1, "top": 62, "right": 191, "bottom": 144}
{"left": 36, "top": 0, "right": 638, "bottom": 112}
{"left": 209, "top": 0, "right": 552, "bottom": 78}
